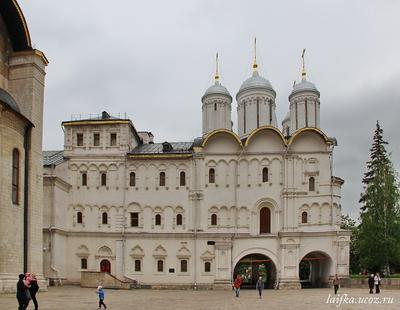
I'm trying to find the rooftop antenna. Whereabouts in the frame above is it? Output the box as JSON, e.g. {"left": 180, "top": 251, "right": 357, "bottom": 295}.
{"left": 214, "top": 52, "right": 220, "bottom": 82}
{"left": 301, "top": 48, "right": 306, "bottom": 80}
{"left": 253, "top": 37, "right": 258, "bottom": 71}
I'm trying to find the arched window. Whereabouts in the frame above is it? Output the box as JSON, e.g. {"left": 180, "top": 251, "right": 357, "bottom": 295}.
{"left": 302, "top": 211, "right": 308, "bottom": 224}
{"left": 159, "top": 172, "right": 165, "bottom": 186}
{"left": 259, "top": 207, "right": 271, "bottom": 234}
{"left": 155, "top": 214, "right": 161, "bottom": 226}
{"left": 214, "top": 103, "right": 217, "bottom": 111}
{"left": 180, "top": 260, "right": 188, "bottom": 272}
{"left": 12, "top": 149, "right": 19, "bottom": 204}
{"left": 81, "top": 258, "right": 87, "bottom": 269}
{"left": 130, "top": 172, "right": 136, "bottom": 187}
{"left": 211, "top": 213, "right": 217, "bottom": 226}
{"left": 135, "top": 259, "right": 141, "bottom": 272}
{"left": 82, "top": 173, "right": 87, "bottom": 186}
{"left": 157, "top": 260, "right": 164, "bottom": 272}
{"left": 102, "top": 212, "right": 108, "bottom": 225}
{"left": 262, "top": 167, "right": 269, "bottom": 183}
{"left": 180, "top": 171, "right": 186, "bottom": 186}
{"left": 101, "top": 173, "right": 107, "bottom": 186}
{"left": 209, "top": 168, "right": 215, "bottom": 184}
{"left": 77, "top": 211, "right": 83, "bottom": 224}
{"left": 204, "top": 262, "right": 211, "bottom": 272}
{"left": 176, "top": 214, "right": 183, "bottom": 226}
{"left": 100, "top": 259, "right": 111, "bottom": 273}
{"left": 309, "top": 177, "right": 315, "bottom": 191}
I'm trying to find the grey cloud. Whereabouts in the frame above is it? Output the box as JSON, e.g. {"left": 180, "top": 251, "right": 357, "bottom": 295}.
{"left": 19, "top": 0, "right": 400, "bottom": 219}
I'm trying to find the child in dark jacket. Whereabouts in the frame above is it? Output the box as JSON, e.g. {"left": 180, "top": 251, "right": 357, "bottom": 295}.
{"left": 96, "top": 286, "right": 107, "bottom": 309}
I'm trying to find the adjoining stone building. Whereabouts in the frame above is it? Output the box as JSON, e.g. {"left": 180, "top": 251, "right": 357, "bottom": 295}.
{"left": 0, "top": 0, "right": 48, "bottom": 292}
{"left": 43, "top": 49, "right": 350, "bottom": 289}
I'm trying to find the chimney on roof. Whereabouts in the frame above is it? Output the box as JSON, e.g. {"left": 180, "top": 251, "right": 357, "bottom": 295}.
{"left": 102, "top": 111, "right": 110, "bottom": 119}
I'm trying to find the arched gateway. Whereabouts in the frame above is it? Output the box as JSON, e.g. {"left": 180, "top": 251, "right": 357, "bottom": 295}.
{"left": 299, "top": 251, "right": 332, "bottom": 288}
{"left": 233, "top": 253, "right": 277, "bottom": 289}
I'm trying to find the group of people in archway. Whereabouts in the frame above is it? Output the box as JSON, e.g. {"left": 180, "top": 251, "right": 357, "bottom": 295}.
{"left": 16, "top": 273, "right": 39, "bottom": 310}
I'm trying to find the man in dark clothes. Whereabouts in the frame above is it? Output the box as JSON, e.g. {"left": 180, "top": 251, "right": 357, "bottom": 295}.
{"left": 16, "top": 274, "right": 29, "bottom": 310}
{"left": 368, "top": 274, "right": 375, "bottom": 294}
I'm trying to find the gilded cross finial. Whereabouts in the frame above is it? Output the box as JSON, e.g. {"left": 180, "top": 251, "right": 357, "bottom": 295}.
{"left": 253, "top": 37, "right": 258, "bottom": 71}
{"left": 214, "top": 52, "right": 220, "bottom": 81}
{"left": 301, "top": 48, "right": 306, "bottom": 79}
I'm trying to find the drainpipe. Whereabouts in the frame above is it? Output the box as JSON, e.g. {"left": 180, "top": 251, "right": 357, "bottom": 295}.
{"left": 23, "top": 124, "right": 32, "bottom": 273}
{"left": 193, "top": 154, "right": 198, "bottom": 289}
{"left": 121, "top": 155, "right": 127, "bottom": 279}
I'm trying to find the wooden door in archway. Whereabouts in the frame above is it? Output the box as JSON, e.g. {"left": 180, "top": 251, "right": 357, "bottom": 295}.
{"left": 260, "top": 207, "right": 271, "bottom": 234}
{"left": 100, "top": 259, "right": 111, "bottom": 273}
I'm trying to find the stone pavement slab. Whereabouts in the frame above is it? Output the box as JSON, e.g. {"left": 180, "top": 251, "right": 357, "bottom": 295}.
{"left": 1, "top": 286, "right": 399, "bottom": 310}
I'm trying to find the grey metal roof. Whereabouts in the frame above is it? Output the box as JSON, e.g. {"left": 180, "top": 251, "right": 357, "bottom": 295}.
{"left": 289, "top": 78, "right": 320, "bottom": 99}
{"left": 130, "top": 142, "right": 193, "bottom": 154}
{"left": 202, "top": 81, "right": 232, "bottom": 101}
{"left": 43, "top": 150, "right": 65, "bottom": 166}
{"left": 0, "top": 88, "right": 20, "bottom": 113}
{"left": 237, "top": 70, "right": 275, "bottom": 99}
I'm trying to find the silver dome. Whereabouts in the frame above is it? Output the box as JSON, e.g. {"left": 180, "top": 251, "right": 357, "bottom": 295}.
{"left": 237, "top": 70, "right": 275, "bottom": 98}
{"left": 290, "top": 79, "right": 320, "bottom": 99}
{"left": 202, "top": 81, "right": 232, "bottom": 101}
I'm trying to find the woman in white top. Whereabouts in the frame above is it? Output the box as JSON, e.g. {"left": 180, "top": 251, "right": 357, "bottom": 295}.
{"left": 374, "top": 272, "right": 381, "bottom": 294}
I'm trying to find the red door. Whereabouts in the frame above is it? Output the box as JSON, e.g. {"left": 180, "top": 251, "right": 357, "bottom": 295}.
{"left": 260, "top": 207, "right": 271, "bottom": 234}
{"left": 100, "top": 259, "right": 111, "bottom": 273}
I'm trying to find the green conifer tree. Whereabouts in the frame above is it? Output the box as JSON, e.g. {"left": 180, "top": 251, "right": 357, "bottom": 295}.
{"left": 358, "top": 121, "right": 400, "bottom": 275}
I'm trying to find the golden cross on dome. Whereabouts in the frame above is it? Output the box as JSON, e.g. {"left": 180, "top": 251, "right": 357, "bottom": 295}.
{"left": 253, "top": 37, "right": 258, "bottom": 71}
{"left": 214, "top": 52, "right": 220, "bottom": 81}
{"left": 301, "top": 48, "right": 306, "bottom": 79}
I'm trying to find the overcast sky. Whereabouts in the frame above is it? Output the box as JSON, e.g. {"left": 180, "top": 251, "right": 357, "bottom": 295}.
{"left": 19, "top": 0, "right": 400, "bottom": 220}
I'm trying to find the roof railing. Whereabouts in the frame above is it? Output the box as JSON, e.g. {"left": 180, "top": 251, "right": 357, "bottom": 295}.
{"left": 70, "top": 112, "right": 129, "bottom": 121}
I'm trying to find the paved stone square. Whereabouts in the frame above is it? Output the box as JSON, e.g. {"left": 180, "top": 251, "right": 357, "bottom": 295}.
{"left": 1, "top": 286, "right": 400, "bottom": 310}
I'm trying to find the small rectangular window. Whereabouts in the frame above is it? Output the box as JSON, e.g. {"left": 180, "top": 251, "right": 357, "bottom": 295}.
{"left": 180, "top": 260, "right": 187, "bottom": 273}
{"left": 157, "top": 260, "right": 164, "bottom": 272}
{"left": 101, "top": 173, "right": 107, "bottom": 186}
{"left": 169, "top": 268, "right": 175, "bottom": 273}
{"left": 110, "top": 133, "right": 117, "bottom": 146}
{"left": 81, "top": 258, "right": 87, "bottom": 269}
{"left": 77, "top": 133, "right": 84, "bottom": 146}
{"left": 135, "top": 260, "right": 141, "bottom": 272}
{"left": 82, "top": 173, "right": 87, "bottom": 186}
{"left": 131, "top": 212, "right": 139, "bottom": 227}
{"left": 93, "top": 133, "right": 100, "bottom": 146}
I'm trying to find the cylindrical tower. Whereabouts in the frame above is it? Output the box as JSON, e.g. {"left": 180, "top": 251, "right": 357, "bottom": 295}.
{"left": 288, "top": 50, "right": 320, "bottom": 135}
{"left": 236, "top": 40, "right": 276, "bottom": 137}
{"left": 201, "top": 54, "right": 232, "bottom": 136}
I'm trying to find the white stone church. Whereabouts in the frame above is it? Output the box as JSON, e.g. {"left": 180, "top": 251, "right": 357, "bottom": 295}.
{"left": 43, "top": 55, "right": 350, "bottom": 289}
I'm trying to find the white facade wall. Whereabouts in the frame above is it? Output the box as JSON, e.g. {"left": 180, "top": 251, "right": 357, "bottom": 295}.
{"left": 43, "top": 120, "right": 350, "bottom": 289}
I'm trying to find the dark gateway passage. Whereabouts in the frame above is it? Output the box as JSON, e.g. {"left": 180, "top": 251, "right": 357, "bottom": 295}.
{"left": 233, "top": 253, "right": 276, "bottom": 289}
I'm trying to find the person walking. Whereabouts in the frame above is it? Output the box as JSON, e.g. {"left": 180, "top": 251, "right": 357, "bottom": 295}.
{"left": 96, "top": 286, "right": 107, "bottom": 309}
{"left": 256, "top": 276, "right": 264, "bottom": 299}
{"left": 233, "top": 275, "right": 242, "bottom": 298}
{"left": 333, "top": 274, "right": 340, "bottom": 295}
{"left": 16, "top": 274, "right": 30, "bottom": 310}
{"left": 29, "top": 273, "right": 39, "bottom": 310}
{"left": 374, "top": 272, "right": 381, "bottom": 294}
{"left": 368, "top": 274, "right": 374, "bottom": 294}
